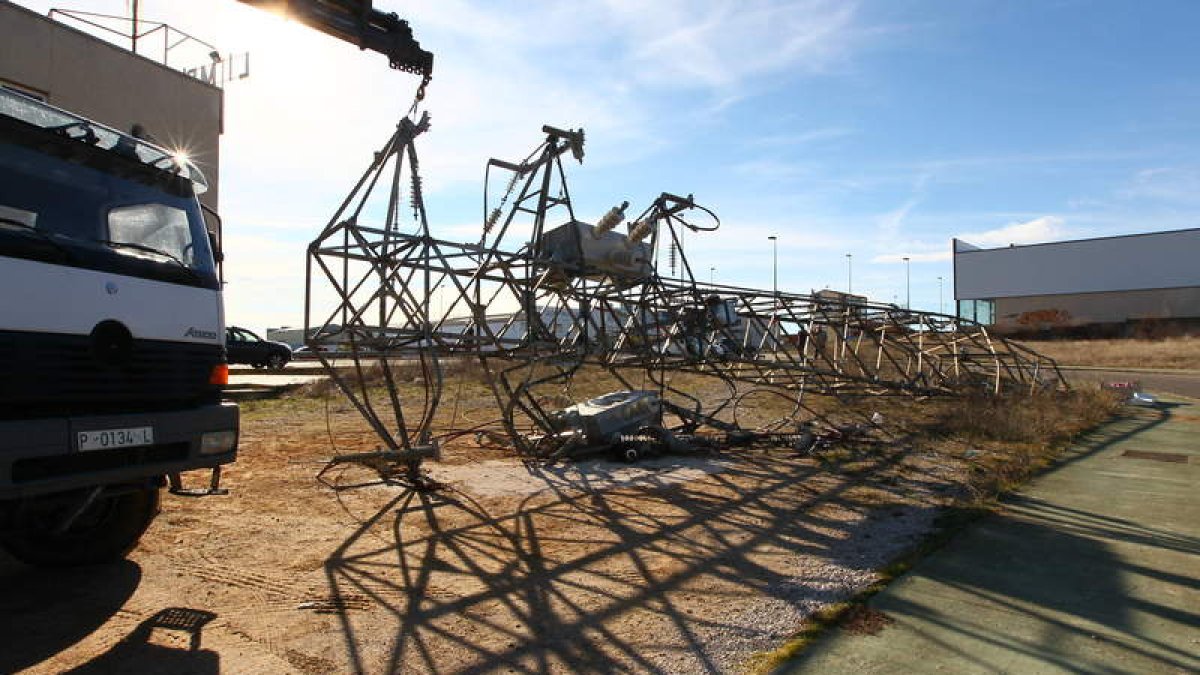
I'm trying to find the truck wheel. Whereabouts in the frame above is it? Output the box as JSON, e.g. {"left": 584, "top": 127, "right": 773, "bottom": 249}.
{"left": 2, "top": 487, "right": 160, "bottom": 567}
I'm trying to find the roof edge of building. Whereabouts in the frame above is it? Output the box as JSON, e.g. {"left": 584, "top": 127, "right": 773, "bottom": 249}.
{"left": 954, "top": 226, "right": 1200, "bottom": 255}
{"left": 2, "top": 0, "right": 223, "bottom": 95}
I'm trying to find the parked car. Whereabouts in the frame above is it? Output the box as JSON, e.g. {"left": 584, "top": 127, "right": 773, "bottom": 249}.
{"left": 226, "top": 327, "right": 292, "bottom": 370}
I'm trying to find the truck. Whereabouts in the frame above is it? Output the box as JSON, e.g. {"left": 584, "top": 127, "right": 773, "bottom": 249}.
{"left": 0, "top": 87, "right": 238, "bottom": 566}
{"left": 0, "top": 0, "right": 432, "bottom": 567}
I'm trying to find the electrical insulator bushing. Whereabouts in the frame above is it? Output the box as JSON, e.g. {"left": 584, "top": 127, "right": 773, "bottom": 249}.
{"left": 627, "top": 219, "right": 654, "bottom": 243}
{"left": 484, "top": 207, "right": 502, "bottom": 234}
{"left": 592, "top": 200, "right": 629, "bottom": 238}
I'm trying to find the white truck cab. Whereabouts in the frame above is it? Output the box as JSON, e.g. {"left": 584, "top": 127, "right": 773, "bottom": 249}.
{"left": 0, "top": 87, "right": 238, "bottom": 566}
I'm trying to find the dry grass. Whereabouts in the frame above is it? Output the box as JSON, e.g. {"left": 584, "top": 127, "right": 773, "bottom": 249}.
{"left": 1016, "top": 336, "right": 1200, "bottom": 370}
{"left": 291, "top": 358, "right": 492, "bottom": 399}
{"left": 933, "top": 387, "right": 1123, "bottom": 503}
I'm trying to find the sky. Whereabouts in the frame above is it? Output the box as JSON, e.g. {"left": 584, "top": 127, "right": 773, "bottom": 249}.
{"left": 16, "top": 0, "right": 1200, "bottom": 333}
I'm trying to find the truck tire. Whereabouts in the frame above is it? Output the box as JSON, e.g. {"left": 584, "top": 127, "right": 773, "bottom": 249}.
{"left": 2, "top": 487, "right": 160, "bottom": 567}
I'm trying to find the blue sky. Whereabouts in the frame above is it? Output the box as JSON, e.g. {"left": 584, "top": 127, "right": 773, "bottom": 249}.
{"left": 19, "top": 0, "right": 1200, "bottom": 331}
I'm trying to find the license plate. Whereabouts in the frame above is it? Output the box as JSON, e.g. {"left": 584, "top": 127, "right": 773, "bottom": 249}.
{"left": 77, "top": 426, "right": 154, "bottom": 452}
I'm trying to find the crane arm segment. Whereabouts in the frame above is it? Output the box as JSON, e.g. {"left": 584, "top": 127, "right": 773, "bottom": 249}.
{"left": 237, "top": 0, "right": 432, "bottom": 83}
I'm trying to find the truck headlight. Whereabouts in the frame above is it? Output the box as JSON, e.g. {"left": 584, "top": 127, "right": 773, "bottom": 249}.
{"left": 200, "top": 430, "right": 237, "bottom": 455}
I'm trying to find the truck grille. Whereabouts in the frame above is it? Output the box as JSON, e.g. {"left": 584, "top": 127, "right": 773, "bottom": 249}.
{"left": 0, "top": 330, "right": 222, "bottom": 418}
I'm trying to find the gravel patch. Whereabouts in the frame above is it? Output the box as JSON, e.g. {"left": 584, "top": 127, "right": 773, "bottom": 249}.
{"left": 660, "top": 501, "right": 940, "bottom": 674}
{"left": 428, "top": 456, "right": 737, "bottom": 498}
{"left": 433, "top": 452, "right": 946, "bottom": 673}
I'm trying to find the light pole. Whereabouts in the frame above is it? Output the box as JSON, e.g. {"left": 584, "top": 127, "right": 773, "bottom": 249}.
{"left": 710, "top": 266, "right": 715, "bottom": 285}
{"left": 845, "top": 253, "right": 852, "bottom": 294}
{"left": 768, "top": 236, "right": 778, "bottom": 298}
{"left": 937, "top": 275, "right": 943, "bottom": 314}
{"left": 902, "top": 256, "right": 911, "bottom": 309}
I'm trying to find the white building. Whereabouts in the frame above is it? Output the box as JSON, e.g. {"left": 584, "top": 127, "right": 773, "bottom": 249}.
{"left": 953, "top": 228, "right": 1200, "bottom": 335}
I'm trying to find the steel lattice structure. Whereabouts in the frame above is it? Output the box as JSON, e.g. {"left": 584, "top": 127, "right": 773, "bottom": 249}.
{"left": 305, "top": 115, "right": 1066, "bottom": 483}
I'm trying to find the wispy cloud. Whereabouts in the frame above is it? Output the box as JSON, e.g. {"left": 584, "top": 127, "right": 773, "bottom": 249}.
{"left": 872, "top": 170, "right": 933, "bottom": 246}
{"left": 608, "top": 0, "right": 861, "bottom": 90}
{"left": 876, "top": 196, "right": 921, "bottom": 239}
{"left": 872, "top": 215, "right": 1067, "bottom": 263}
{"left": 732, "top": 159, "right": 814, "bottom": 181}
{"left": 1118, "top": 167, "right": 1200, "bottom": 204}
{"left": 902, "top": 150, "right": 1155, "bottom": 173}
{"left": 752, "top": 127, "right": 856, "bottom": 147}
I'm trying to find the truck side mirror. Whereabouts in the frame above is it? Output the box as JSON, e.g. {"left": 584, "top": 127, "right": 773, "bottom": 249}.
{"left": 200, "top": 203, "right": 225, "bottom": 282}
{"left": 208, "top": 231, "right": 224, "bottom": 263}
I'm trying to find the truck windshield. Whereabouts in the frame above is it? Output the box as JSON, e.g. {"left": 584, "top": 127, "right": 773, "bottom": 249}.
{"left": 0, "top": 140, "right": 217, "bottom": 287}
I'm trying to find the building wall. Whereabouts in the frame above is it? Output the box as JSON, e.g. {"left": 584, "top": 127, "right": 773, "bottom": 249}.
{"left": 0, "top": 1, "right": 223, "bottom": 210}
{"left": 266, "top": 327, "right": 307, "bottom": 348}
{"left": 993, "top": 287, "right": 1200, "bottom": 331}
{"left": 953, "top": 228, "right": 1200, "bottom": 332}
{"left": 954, "top": 228, "right": 1199, "bottom": 300}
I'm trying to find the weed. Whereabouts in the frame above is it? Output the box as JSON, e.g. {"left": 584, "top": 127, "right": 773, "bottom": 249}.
{"left": 1018, "top": 336, "right": 1199, "bottom": 369}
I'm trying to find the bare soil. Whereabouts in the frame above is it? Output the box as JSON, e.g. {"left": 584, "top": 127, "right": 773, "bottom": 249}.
{"left": 0, "top": 379, "right": 1117, "bottom": 674}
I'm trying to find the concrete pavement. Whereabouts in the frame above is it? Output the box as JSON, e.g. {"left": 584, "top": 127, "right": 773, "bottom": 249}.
{"left": 227, "top": 372, "right": 325, "bottom": 387}
{"left": 778, "top": 397, "right": 1200, "bottom": 674}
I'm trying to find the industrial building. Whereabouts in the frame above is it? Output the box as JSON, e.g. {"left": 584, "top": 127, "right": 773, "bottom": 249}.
{"left": 953, "top": 228, "right": 1200, "bottom": 336}
{"left": 0, "top": 0, "right": 223, "bottom": 211}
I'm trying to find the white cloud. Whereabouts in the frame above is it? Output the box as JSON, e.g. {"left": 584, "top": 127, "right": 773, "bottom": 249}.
{"left": 871, "top": 215, "right": 1067, "bottom": 263}
{"left": 959, "top": 215, "right": 1066, "bottom": 248}
{"left": 221, "top": 232, "right": 307, "bottom": 332}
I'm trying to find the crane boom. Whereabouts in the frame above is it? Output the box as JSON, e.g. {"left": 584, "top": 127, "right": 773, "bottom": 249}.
{"left": 237, "top": 0, "right": 432, "bottom": 82}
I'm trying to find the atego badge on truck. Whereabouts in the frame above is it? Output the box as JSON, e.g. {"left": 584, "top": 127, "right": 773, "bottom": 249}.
{"left": 0, "top": 88, "right": 238, "bottom": 566}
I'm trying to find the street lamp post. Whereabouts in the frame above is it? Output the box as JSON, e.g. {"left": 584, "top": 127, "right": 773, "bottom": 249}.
{"left": 767, "top": 236, "right": 778, "bottom": 298}
{"left": 902, "top": 256, "right": 911, "bottom": 309}
{"left": 710, "top": 266, "right": 715, "bottom": 285}
{"left": 845, "top": 253, "right": 852, "bottom": 294}
{"left": 937, "top": 275, "right": 943, "bottom": 314}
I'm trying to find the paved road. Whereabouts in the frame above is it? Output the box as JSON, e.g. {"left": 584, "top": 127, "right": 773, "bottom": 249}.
{"left": 779, "top": 395, "right": 1200, "bottom": 674}
{"left": 1061, "top": 367, "right": 1200, "bottom": 399}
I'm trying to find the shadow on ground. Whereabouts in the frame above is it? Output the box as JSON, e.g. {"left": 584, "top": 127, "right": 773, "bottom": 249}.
{"left": 321, "top": 445, "right": 945, "bottom": 674}
{"left": 64, "top": 607, "right": 220, "bottom": 675}
{"left": 783, "top": 400, "right": 1200, "bottom": 674}
{"left": 0, "top": 556, "right": 143, "bottom": 673}
{"left": 860, "top": 511, "right": 1200, "bottom": 674}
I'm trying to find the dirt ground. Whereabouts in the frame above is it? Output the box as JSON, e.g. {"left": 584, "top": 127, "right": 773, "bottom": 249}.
{"left": 0, "top": 377, "right": 1111, "bottom": 674}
